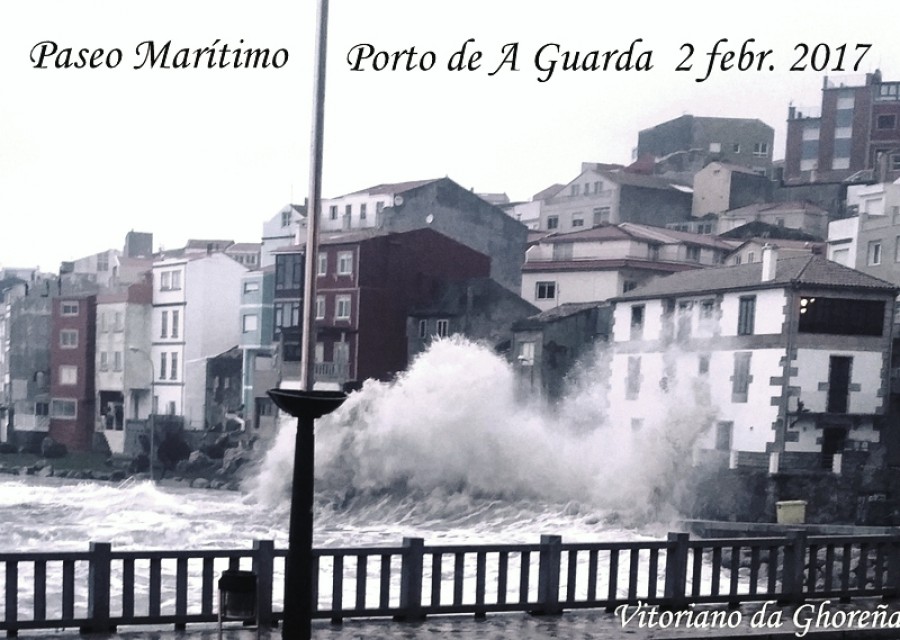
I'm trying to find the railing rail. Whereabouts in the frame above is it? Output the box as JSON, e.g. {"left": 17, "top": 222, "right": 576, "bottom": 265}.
{"left": 2, "top": 531, "right": 899, "bottom": 636}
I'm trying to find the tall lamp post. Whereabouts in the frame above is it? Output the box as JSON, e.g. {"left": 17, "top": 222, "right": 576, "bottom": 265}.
{"left": 128, "top": 346, "right": 155, "bottom": 482}
{"left": 267, "top": 1, "right": 347, "bottom": 638}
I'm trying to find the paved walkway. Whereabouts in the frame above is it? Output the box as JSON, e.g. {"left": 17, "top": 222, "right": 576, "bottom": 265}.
{"left": 17, "top": 600, "right": 900, "bottom": 640}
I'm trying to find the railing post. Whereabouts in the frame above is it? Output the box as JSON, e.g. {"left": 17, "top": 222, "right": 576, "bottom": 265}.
{"left": 663, "top": 532, "right": 689, "bottom": 610}
{"left": 253, "top": 540, "right": 275, "bottom": 628}
{"left": 81, "top": 542, "right": 113, "bottom": 634}
{"left": 396, "top": 538, "right": 425, "bottom": 621}
{"left": 780, "top": 530, "right": 807, "bottom": 605}
{"left": 534, "top": 535, "right": 562, "bottom": 616}
{"left": 884, "top": 531, "right": 900, "bottom": 600}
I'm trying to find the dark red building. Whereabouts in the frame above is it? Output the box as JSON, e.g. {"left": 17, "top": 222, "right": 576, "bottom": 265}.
{"left": 785, "top": 70, "right": 900, "bottom": 184}
{"left": 273, "top": 228, "right": 491, "bottom": 387}
{"left": 49, "top": 294, "right": 96, "bottom": 452}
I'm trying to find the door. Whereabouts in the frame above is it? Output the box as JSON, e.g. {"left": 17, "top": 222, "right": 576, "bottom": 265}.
{"left": 826, "top": 356, "right": 852, "bottom": 414}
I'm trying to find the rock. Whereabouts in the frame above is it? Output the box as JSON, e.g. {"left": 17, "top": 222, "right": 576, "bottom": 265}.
{"left": 109, "top": 470, "right": 126, "bottom": 482}
{"left": 192, "top": 478, "right": 210, "bottom": 489}
{"left": 210, "top": 480, "right": 225, "bottom": 490}
{"left": 36, "top": 465, "right": 54, "bottom": 478}
{"left": 178, "top": 451, "right": 214, "bottom": 474}
{"left": 40, "top": 437, "right": 67, "bottom": 459}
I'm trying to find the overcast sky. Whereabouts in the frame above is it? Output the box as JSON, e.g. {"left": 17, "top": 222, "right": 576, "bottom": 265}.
{"left": 2, "top": 0, "right": 899, "bottom": 271}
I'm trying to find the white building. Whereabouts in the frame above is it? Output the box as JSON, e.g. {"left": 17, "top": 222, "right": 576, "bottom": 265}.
{"left": 609, "top": 247, "right": 896, "bottom": 473}
{"left": 151, "top": 253, "right": 248, "bottom": 429}
{"left": 521, "top": 223, "right": 734, "bottom": 311}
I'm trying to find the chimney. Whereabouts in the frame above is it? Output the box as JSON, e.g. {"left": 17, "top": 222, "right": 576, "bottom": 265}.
{"left": 761, "top": 244, "right": 778, "bottom": 282}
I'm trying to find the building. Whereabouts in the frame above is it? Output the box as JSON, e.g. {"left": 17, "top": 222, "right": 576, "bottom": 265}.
{"left": 723, "top": 238, "right": 824, "bottom": 267}
{"left": 521, "top": 223, "right": 734, "bottom": 311}
{"left": 238, "top": 266, "right": 277, "bottom": 436}
{"left": 224, "top": 243, "right": 262, "bottom": 269}
{"left": 272, "top": 228, "right": 491, "bottom": 389}
{"left": 610, "top": 248, "right": 897, "bottom": 474}
{"left": 511, "top": 302, "right": 610, "bottom": 401}
{"left": 407, "top": 277, "right": 539, "bottom": 362}
{"left": 537, "top": 164, "right": 693, "bottom": 233}
{"left": 637, "top": 115, "right": 775, "bottom": 174}
{"left": 784, "top": 70, "right": 900, "bottom": 185}
{"left": 716, "top": 201, "right": 830, "bottom": 239}
{"left": 691, "top": 161, "right": 773, "bottom": 216}
{"left": 48, "top": 294, "right": 97, "bottom": 452}
{"left": 319, "top": 178, "right": 527, "bottom": 292}
{"left": 261, "top": 204, "right": 306, "bottom": 268}
{"left": 826, "top": 180, "right": 900, "bottom": 278}
{"left": 150, "top": 253, "right": 248, "bottom": 429}
{"left": 94, "top": 279, "right": 153, "bottom": 454}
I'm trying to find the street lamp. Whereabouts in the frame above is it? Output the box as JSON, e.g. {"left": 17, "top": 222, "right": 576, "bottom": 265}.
{"left": 128, "top": 346, "right": 155, "bottom": 482}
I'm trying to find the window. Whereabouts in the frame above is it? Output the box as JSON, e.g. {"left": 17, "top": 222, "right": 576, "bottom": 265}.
{"left": 630, "top": 304, "right": 644, "bottom": 340}
{"left": 827, "top": 356, "right": 852, "bottom": 414}
{"left": 315, "top": 296, "right": 325, "bottom": 320}
{"left": 344, "top": 204, "right": 352, "bottom": 217}
{"left": 798, "top": 297, "right": 885, "bottom": 336}
{"left": 337, "top": 251, "right": 353, "bottom": 275}
{"left": 552, "top": 243, "right": 573, "bottom": 260}
{"left": 877, "top": 114, "right": 896, "bottom": 130}
{"left": 99, "top": 312, "right": 107, "bottom": 333}
{"left": 360, "top": 203, "right": 367, "bottom": 220}
{"left": 318, "top": 252, "right": 328, "bottom": 276}
{"left": 546, "top": 216, "right": 559, "bottom": 230}
{"left": 50, "top": 399, "right": 76, "bottom": 419}
{"left": 100, "top": 351, "right": 109, "bottom": 371}
{"left": 275, "top": 253, "right": 303, "bottom": 290}
{"left": 60, "top": 329, "right": 78, "bottom": 348}
{"left": 686, "top": 246, "right": 701, "bottom": 262}
{"left": 753, "top": 142, "right": 768, "bottom": 157}
{"left": 59, "top": 365, "right": 78, "bottom": 386}
{"left": 418, "top": 319, "right": 427, "bottom": 339}
{"left": 732, "top": 143, "right": 741, "bottom": 153}
{"left": 335, "top": 295, "right": 351, "bottom": 320}
{"left": 571, "top": 215, "right": 585, "bottom": 228}
{"left": 329, "top": 205, "right": 338, "bottom": 220}
{"left": 35, "top": 402, "right": 49, "bottom": 416}
{"left": 242, "top": 314, "right": 258, "bottom": 333}
{"left": 243, "top": 281, "right": 260, "bottom": 293}
{"left": 170, "top": 352, "right": 178, "bottom": 381}
{"left": 436, "top": 319, "right": 449, "bottom": 337}
{"left": 274, "top": 301, "right": 301, "bottom": 329}
{"left": 161, "top": 311, "right": 168, "bottom": 338}
{"left": 114, "top": 312, "right": 123, "bottom": 331}
{"left": 626, "top": 356, "right": 641, "bottom": 400}
{"left": 747, "top": 251, "right": 756, "bottom": 263}
{"left": 61, "top": 301, "right": 79, "bottom": 316}
{"left": 159, "top": 353, "right": 167, "bottom": 380}
{"left": 677, "top": 301, "right": 693, "bottom": 340}
{"left": 281, "top": 210, "right": 292, "bottom": 227}
{"left": 535, "top": 281, "right": 556, "bottom": 300}
{"left": 517, "top": 341, "right": 534, "bottom": 365}
{"left": 593, "top": 207, "right": 611, "bottom": 225}
{"left": 737, "top": 296, "right": 756, "bottom": 335}
{"left": 376, "top": 201, "right": 385, "bottom": 214}
{"left": 699, "top": 299, "right": 715, "bottom": 321}
{"left": 893, "top": 154, "right": 900, "bottom": 172}
{"left": 731, "top": 352, "right": 752, "bottom": 403}
{"left": 709, "top": 142, "right": 721, "bottom": 153}
{"left": 159, "top": 270, "right": 182, "bottom": 290}
{"left": 802, "top": 126, "right": 820, "bottom": 141}
{"left": 868, "top": 241, "right": 883, "bottom": 266}
{"left": 715, "top": 421, "right": 733, "bottom": 451}
{"left": 623, "top": 280, "right": 638, "bottom": 293}
{"left": 113, "top": 351, "right": 122, "bottom": 371}
{"left": 698, "top": 354, "right": 710, "bottom": 375}
{"left": 97, "top": 253, "right": 109, "bottom": 272}
{"left": 171, "top": 310, "right": 179, "bottom": 339}
{"left": 571, "top": 184, "right": 580, "bottom": 196}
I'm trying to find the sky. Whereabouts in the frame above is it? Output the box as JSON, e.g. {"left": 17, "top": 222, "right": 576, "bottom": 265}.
{"left": 2, "top": 0, "right": 900, "bottom": 272}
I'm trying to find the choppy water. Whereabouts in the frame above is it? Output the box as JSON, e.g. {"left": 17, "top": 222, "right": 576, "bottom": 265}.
{"left": 0, "top": 337, "right": 714, "bottom": 552}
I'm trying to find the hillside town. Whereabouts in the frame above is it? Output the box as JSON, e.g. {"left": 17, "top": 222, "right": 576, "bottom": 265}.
{"left": 3, "top": 69, "right": 900, "bottom": 522}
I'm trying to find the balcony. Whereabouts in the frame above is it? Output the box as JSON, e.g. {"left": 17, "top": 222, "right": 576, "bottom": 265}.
{"left": 314, "top": 362, "right": 350, "bottom": 383}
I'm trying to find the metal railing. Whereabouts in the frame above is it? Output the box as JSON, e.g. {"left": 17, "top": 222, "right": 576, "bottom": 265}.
{"left": 1, "top": 531, "right": 899, "bottom": 636}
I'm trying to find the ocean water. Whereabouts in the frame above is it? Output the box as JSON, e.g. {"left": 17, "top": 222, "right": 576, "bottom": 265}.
{"left": 0, "top": 336, "right": 716, "bottom": 553}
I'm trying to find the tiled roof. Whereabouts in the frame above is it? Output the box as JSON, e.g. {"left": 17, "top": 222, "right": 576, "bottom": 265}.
{"left": 340, "top": 179, "right": 441, "bottom": 198}
{"left": 616, "top": 255, "right": 897, "bottom": 301}
{"left": 522, "top": 258, "right": 700, "bottom": 274}
{"left": 599, "top": 170, "right": 692, "bottom": 192}
{"left": 722, "top": 200, "right": 829, "bottom": 219}
{"left": 225, "top": 243, "right": 262, "bottom": 252}
{"left": 540, "top": 223, "right": 734, "bottom": 250}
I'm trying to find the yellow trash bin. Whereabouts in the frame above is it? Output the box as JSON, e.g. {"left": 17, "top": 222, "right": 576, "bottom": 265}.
{"left": 776, "top": 500, "right": 807, "bottom": 524}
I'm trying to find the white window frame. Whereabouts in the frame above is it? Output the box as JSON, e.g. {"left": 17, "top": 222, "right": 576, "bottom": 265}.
{"left": 113, "top": 351, "right": 122, "bottom": 372}
{"left": 243, "top": 281, "right": 260, "bottom": 293}
{"left": 242, "top": 314, "right": 259, "bottom": 333}
{"left": 337, "top": 251, "right": 353, "bottom": 276}
{"left": 99, "top": 352, "right": 109, "bottom": 371}
{"left": 317, "top": 252, "right": 328, "bottom": 276}
{"left": 335, "top": 295, "right": 351, "bottom": 320}
{"left": 315, "top": 296, "right": 325, "bottom": 320}
{"left": 869, "top": 241, "right": 883, "bottom": 266}
{"left": 50, "top": 399, "right": 77, "bottom": 419}
{"left": 535, "top": 281, "right": 556, "bottom": 300}
{"left": 436, "top": 319, "right": 449, "bottom": 337}
{"left": 61, "top": 302, "right": 79, "bottom": 316}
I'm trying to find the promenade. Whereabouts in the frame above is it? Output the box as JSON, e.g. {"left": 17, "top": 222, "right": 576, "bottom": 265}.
{"left": 22, "top": 600, "right": 900, "bottom": 640}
